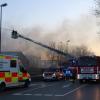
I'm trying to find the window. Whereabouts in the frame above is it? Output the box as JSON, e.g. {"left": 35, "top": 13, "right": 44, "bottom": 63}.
{"left": 78, "top": 57, "right": 96, "bottom": 67}
{"left": 10, "top": 60, "right": 17, "bottom": 68}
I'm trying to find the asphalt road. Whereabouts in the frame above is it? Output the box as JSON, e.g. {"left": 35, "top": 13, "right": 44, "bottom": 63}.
{"left": 0, "top": 80, "right": 100, "bottom": 100}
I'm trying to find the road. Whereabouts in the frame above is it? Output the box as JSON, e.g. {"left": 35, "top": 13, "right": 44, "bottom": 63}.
{"left": 0, "top": 80, "right": 100, "bottom": 100}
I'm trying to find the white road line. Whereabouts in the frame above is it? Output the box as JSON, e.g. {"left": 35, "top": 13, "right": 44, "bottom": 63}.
{"left": 63, "top": 85, "right": 87, "bottom": 96}
{"left": 44, "top": 94, "right": 53, "bottom": 96}
{"left": 17, "top": 84, "right": 57, "bottom": 94}
{"left": 12, "top": 93, "right": 22, "bottom": 95}
{"left": 24, "top": 94, "right": 32, "bottom": 95}
{"left": 34, "top": 94, "right": 42, "bottom": 96}
{"left": 63, "top": 83, "right": 72, "bottom": 88}
{"left": 55, "top": 95, "right": 64, "bottom": 97}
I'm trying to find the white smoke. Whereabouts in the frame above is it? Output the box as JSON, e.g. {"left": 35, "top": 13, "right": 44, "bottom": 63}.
{"left": 1, "top": 14, "right": 100, "bottom": 56}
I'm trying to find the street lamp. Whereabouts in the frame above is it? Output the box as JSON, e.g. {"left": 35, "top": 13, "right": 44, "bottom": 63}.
{"left": 66, "top": 40, "right": 70, "bottom": 53}
{"left": 0, "top": 3, "right": 7, "bottom": 52}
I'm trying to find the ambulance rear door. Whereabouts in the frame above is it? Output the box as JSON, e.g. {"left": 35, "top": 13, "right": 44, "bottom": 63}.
{"left": 9, "top": 59, "right": 19, "bottom": 86}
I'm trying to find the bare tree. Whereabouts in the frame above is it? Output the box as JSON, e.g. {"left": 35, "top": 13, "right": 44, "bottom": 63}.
{"left": 69, "top": 45, "right": 94, "bottom": 57}
{"left": 46, "top": 41, "right": 57, "bottom": 62}
{"left": 46, "top": 41, "right": 68, "bottom": 67}
{"left": 94, "top": 0, "right": 100, "bottom": 17}
{"left": 56, "top": 42, "right": 66, "bottom": 66}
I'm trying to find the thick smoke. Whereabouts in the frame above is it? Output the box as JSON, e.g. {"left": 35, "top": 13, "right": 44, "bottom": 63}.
{"left": 1, "top": 14, "right": 100, "bottom": 56}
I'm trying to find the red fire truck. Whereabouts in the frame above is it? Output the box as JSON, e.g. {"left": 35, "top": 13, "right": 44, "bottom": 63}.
{"left": 77, "top": 56, "right": 100, "bottom": 83}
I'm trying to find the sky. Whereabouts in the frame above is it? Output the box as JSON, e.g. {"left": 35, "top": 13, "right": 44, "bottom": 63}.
{"left": 0, "top": 0, "right": 94, "bottom": 29}
{"left": 1, "top": 0, "right": 100, "bottom": 56}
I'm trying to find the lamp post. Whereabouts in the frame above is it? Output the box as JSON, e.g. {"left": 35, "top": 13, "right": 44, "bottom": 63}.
{"left": 66, "top": 40, "right": 70, "bottom": 53}
{"left": 0, "top": 3, "right": 7, "bottom": 53}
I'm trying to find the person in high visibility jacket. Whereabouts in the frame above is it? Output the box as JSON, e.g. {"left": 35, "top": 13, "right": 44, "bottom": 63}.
{"left": 63, "top": 68, "right": 72, "bottom": 80}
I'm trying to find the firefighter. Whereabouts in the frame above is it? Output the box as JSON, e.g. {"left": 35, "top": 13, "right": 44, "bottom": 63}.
{"left": 71, "top": 69, "right": 77, "bottom": 83}
{"left": 63, "top": 68, "right": 72, "bottom": 80}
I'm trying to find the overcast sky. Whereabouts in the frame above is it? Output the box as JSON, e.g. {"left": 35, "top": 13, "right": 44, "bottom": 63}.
{"left": 1, "top": 0, "right": 100, "bottom": 56}
{"left": 0, "top": 0, "right": 94, "bottom": 28}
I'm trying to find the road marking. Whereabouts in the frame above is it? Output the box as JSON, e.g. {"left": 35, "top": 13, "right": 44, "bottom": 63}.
{"left": 24, "top": 94, "right": 32, "bottom": 95}
{"left": 12, "top": 81, "right": 84, "bottom": 97}
{"left": 63, "top": 83, "right": 72, "bottom": 88}
{"left": 41, "top": 84, "right": 47, "bottom": 87}
{"left": 34, "top": 94, "right": 42, "bottom": 96}
{"left": 16, "top": 83, "right": 58, "bottom": 94}
{"left": 12, "top": 93, "right": 22, "bottom": 95}
{"left": 63, "top": 85, "right": 87, "bottom": 96}
{"left": 55, "top": 95, "right": 64, "bottom": 97}
{"left": 44, "top": 94, "right": 53, "bottom": 96}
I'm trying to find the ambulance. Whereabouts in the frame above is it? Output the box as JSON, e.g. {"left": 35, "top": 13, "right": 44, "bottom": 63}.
{"left": 0, "top": 54, "right": 31, "bottom": 91}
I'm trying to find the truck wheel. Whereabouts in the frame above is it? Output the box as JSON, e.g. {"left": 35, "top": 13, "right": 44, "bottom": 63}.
{"left": 0, "top": 83, "right": 6, "bottom": 92}
{"left": 24, "top": 80, "right": 30, "bottom": 88}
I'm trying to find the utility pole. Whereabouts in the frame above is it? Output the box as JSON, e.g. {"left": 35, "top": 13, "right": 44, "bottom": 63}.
{"left": 0, "top": 3, "right": 7, "bottom": 52}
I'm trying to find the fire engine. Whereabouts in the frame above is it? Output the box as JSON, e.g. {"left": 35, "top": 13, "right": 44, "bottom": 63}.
{"left": 77, "top": 56, "right": 100, "bottom": 83}
{"left": 0, "top": 54, "right": 31, "bottom": 91}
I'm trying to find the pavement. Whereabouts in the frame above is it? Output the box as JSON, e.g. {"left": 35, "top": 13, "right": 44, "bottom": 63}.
{"left": 0, "top": 80, "right": 100, "bottom": 100}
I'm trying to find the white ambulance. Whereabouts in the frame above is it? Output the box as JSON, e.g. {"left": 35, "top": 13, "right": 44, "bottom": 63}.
{"left": 0, "top": 54, "right": 31, "bottom": 91}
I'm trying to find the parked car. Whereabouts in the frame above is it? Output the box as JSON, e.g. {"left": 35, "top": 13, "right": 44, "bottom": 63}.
{"left": 42, "top": 68, "right": 64, "bottom": 81}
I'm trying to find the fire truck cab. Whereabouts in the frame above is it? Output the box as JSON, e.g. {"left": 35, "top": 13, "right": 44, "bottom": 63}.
{"left": 0, "top": 54, "right": 31, "bottom": 91}
{"left": 77, "top": 56, "right": 100, "bottom": 83}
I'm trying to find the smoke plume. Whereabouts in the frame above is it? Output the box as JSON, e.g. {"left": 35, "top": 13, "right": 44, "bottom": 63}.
{"left": 1, "top": 14, "right": 100, "bottom": 56}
